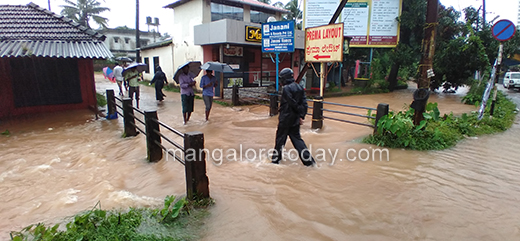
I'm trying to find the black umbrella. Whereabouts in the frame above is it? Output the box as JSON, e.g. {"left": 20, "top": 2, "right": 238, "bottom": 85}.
{"left": 116, "top": 57, "right": 133, "bottom": 62}
{"left": 173, "top": 61, "right": 202, "bottom": 83}
{"left": 122, "top": 62, "right": 148, "bottom": 75}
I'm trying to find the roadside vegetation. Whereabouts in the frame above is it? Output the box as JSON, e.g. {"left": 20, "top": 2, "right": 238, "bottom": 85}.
{"left": 10, "top": 196, "right": 213, "bottom": 241}
{"left": 363, "top": 80, "right": 518, "bottom": 150}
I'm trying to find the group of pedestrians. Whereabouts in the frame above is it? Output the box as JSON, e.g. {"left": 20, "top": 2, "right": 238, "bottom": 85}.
{"left": 114, "top": 63, "right": 315, "bottom": 167}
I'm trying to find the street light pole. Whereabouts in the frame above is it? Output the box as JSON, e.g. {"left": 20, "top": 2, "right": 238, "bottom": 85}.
{"left": 482, "top": 0, "right": 486, "bottom": 26}
{"left": 136, "top": 0, "right": 141, "bottom": 62}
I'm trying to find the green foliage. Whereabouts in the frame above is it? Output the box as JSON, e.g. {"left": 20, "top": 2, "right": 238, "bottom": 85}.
{"left": 60, "top": 0, "right": 110, "bottom": 29}
{"left": 11, "top": 195, "right": 209, "bottom": 241}
{"left": 462, "top": 80, "right": 487, "bottom": 105}
{"left": 364, "top": 94, "right": 517, "bottom": 150}
{"left": 1, "top": 129, "right": 9, "bottom": 136}
{"left": 96, "top": 92, "right": 107, "bottom": 107}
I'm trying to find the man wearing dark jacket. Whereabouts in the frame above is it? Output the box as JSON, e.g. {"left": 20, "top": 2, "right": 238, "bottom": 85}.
{"left": 272, "top": 68, "right": 316, "bottom": 166}
{"left": 150, "top": 66, "right": 168, "bottom": 101}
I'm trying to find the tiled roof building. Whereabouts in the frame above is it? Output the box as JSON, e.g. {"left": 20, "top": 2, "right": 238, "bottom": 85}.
{"left": 0, "top": 2, "right": 112, "bottom": 58}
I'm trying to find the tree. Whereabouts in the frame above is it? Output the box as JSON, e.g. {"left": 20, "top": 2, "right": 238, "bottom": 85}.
{"left": 386, "top": 0, "right": 426, "bottom": 91}
{"left": 258, "top": 0, "right": 271, "bottom": 4}
{"left": 60, "top": 0, "right": 110, "bottom": 29}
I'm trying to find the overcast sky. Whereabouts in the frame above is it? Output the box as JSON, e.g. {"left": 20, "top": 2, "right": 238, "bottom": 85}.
{"left": 2, "top": 0, "right": 518, "bottom": 33}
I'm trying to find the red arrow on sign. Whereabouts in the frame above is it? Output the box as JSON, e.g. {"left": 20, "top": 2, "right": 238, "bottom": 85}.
{"left": 313, "top": 54, "right": 331, "bottom": 60}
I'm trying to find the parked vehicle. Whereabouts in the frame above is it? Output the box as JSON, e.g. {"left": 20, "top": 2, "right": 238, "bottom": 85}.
{"left": 503, "top": 72, "right": 520, "bottom": 89}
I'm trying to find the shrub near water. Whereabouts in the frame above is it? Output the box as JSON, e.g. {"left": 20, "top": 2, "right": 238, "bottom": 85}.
{"left": 364, "top": 91, "right": 517, "bottom": 150}
{"left": 10, "top": 196, "right": 212, "bottom": 241}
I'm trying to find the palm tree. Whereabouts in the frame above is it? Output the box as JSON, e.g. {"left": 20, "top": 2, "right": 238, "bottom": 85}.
{"left": 284, "top": 0, "right": 302, "bottom": 22}
{"left": 60, "top": 0, "right": 110, "bottom": 29}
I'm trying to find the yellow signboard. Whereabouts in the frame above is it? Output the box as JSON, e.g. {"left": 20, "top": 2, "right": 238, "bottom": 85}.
{"left": 305, "top": 23, "right": 344, "bottom": 62}
{"left": 246, "top": 26, "right": 262, "bottom": 42}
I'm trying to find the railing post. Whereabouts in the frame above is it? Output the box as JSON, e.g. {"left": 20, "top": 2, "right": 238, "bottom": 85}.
{"left": 145, "top": 111, "right": 162, "bottom": 162}
{"left": 232, "top": 85, "right": 239, "bottom": 106}
{"left": 123, "top": 98, "right": 137, "bottom": 137}
{"left": 374, "top": 103, "right": 389, "bottom": 133}
{"left": 106, "top": 89, "right": 117, "bottom": 119}
{"left": 184, "top": 132, "right": 210, "bottom": 200}
{"left": 269, "top": 94, "right": 278, "bottom": 116}
{"left": 311, "top": 97, "right": 323, "bottom": 129}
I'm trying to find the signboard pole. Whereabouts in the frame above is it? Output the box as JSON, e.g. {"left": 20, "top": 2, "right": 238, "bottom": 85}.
{"left": 320, "top": 63, "right": 325, "bottom": 97}
{"left": 276, "top": 53, "right": 280, "bottom": 91}
{"left": 490, "top": 43, "right": 503, "bottom": 119}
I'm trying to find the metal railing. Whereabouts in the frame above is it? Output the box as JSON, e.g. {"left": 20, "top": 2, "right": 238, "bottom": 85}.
{"left": 226, "top": 85, "right": 389, "bottom": 131}
{"left": 106, "top": 89, "right": 209, "bottom": 200}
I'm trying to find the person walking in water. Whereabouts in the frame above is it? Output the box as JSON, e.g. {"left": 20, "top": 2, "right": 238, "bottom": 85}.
{"left": 200, "top": 70, "right": 218, "bottom": 121}
{"left": 272, "top": 68, "right": 316, "bottom": 166}
{"left": 150, "top": 66, "right": 168, "bottom": 102}
{"left": 113, "top": 62, "right": 125, "bottom": 96}
{"left": 124, "top": 67, "right": 141, "bottom": 108}
{"left": 179, "top": 65, "right": 196, "bottom": 124}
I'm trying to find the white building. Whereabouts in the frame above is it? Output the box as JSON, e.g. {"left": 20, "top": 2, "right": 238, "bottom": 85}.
{"left": 99, "top": 28, "right": 161, "bottom": 59}
{"left": 140, "top": 39, "right": 174, "bottom": 81}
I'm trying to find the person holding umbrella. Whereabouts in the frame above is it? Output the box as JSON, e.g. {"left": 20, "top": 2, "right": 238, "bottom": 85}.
{"left": 150, "top": 66, "right": 168, "bottom": 102}
{"left": 179, "top": 65, "right": 196, "bottom": 124}
{"left": 200, "top": 69, "right": 218, "bottom": 121}
{"left": 123, "top": 62, "right": 146, "bottom": 109}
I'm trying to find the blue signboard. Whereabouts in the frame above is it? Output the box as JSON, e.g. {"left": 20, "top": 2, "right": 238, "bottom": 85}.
{"left": 492, "top": 19, "right": 516, "bottom": 42}
{"left": 261, "top": 21, "right": 295, "bottom": 53}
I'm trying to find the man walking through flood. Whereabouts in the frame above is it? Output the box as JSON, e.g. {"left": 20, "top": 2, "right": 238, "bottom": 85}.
{"left": 272, "top": 68, "right": 316, "bottom": 166}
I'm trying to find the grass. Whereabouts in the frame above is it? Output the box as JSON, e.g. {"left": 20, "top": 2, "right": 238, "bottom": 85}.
{"left": 10, "top": 196, "right": 213, "bottom": 241}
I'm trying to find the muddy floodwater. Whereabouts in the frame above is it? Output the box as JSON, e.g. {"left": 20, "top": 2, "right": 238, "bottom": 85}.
{"left": 1, "top": 77, "right": 520, "bottom": 240}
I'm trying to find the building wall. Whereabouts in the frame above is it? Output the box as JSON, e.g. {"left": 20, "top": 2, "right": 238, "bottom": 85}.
{"left": 0, "top": 58, "right": 96, "bottom": 119}
{"left": 141, "top": 44, "right": 175, "bottom": 81}
{"left": 171, "top": 0, "right": 205, "bottom": 84}
{"left": 101, "top": 30, "right": 159, "bottom": 59}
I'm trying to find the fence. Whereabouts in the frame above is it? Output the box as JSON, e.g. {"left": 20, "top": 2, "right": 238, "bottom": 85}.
{"left": 106, "top": 89, "right": 209, "bottom": 200}
{"left": 229, "top": 86, "right": 389, "bottom": 131}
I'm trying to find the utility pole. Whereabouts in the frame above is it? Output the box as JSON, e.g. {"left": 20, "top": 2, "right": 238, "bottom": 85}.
{"left": 136, "top": 0, "right": 141, "bottom": 62}
{"left": 48, "top": 0, "right": 51, "bottom": 11}
{"left": 482, "top": 0, "right": 486, "bottom": 27}
{"left": 412, "top": 0, "right": 439, "bottom": 125}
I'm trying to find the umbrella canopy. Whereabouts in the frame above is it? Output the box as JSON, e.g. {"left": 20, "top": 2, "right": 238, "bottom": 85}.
{"left": 122, "top": 62, "right": 148, "bottom": 75}
{"left": 102, "top": 67, "right": 116, "bottom": 83}
{"left": 116, "top": 57, "right": 133, "bottom": 62}
{"left": 201, "top": 61, "right": 234, "bottom": 73}
{"left": 173, "top": 61, "right": 202, "bottom": 83}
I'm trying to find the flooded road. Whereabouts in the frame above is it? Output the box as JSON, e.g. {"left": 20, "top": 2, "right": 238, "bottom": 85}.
{"left": 1, "top": 77, "right": 520, "bottom": 240}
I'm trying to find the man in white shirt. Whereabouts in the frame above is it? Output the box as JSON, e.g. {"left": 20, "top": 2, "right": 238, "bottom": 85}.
{"left": 113, "top": 62, "right": 124, "bottom": 95}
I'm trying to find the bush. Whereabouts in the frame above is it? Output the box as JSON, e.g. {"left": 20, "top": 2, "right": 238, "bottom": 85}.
{"left": 96, "top": 92, "right": 107, "bottom": 107}
{"left": 364, "top": 94, "right": 517, "bottom": 150}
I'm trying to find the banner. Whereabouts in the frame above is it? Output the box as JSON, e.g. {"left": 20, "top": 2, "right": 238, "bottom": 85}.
{"left": 304, "top": 0, "right": 402, "bottom": 48}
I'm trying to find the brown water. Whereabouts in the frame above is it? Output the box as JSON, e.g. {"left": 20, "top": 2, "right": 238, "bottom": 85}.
{"left": 1, "top": 77, "right": 519, "bottom": 240}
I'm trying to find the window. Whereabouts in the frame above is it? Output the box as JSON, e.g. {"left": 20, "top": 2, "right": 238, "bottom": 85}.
{"left": 211, "top": 2, "right": 243, "bottom": 21}
{"left": 113, "top": 37, "right": 119, "bottom": 43}
{"left": 124, "top": 38, "right": 131, "bottom": 44}
{"left": 153, "top": 57, "right": 160, "bottom": 74}
{"left": 250, "top": 10, "right": 270, "bottom": 24}
{"left": 144, "top": 57, "right": 150, "bottom": 73}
